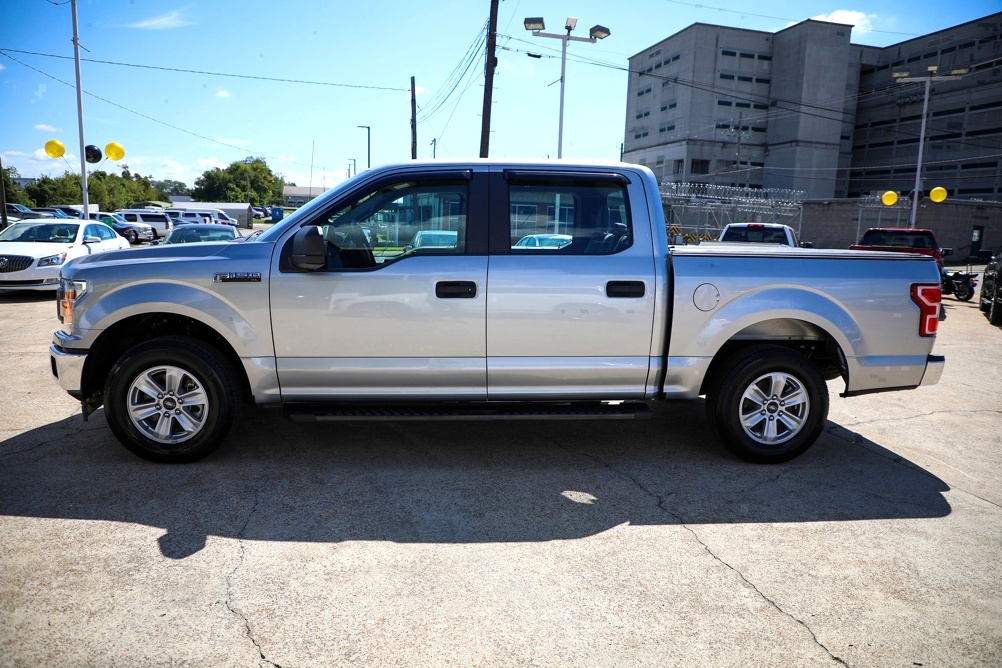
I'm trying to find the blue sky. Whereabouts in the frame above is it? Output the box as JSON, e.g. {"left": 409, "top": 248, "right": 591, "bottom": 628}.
{"left": 1, "top": 0, "right": 997, "bottom": 190}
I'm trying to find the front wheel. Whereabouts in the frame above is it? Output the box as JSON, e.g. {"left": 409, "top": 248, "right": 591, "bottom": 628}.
{"left": 104, "top": 336, "right": 239, "bottom": 463}
{"left": 705, "top": 346, "right": 828, "bottom": 464}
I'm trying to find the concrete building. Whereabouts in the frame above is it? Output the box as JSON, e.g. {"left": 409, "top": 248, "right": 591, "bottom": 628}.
{"left": 623, "top": 12, "right": 1002, "bottom": 202}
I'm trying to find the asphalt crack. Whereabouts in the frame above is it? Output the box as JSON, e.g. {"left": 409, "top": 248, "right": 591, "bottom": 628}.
{"left": 224, "top": 481, "right": 282, "bottom": 668}
{"left": 563, "top": 444, "right": 851, "bottom": 667}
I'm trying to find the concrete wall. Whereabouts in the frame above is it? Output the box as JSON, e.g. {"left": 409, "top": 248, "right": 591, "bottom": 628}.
{"left": 799, "top": 198, "right": 1002, "bottom": 262}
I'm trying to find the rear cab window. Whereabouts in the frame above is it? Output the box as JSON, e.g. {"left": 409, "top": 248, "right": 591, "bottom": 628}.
{"left": 502, "top": 172, "right": 633, "bottom": 255}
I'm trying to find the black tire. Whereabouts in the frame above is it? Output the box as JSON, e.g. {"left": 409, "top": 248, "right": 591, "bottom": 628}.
{"left": 953, "top": 281, "right": 974, "bottom": 302}
{"left": 989, "top": 286, "right": 1002, "bottom": 326}
{"left": 705, "top": 345, "right": 828, "bottom": 464}
{"left": 125, "top": 230, "right": 138, "bottom": 245}
{"left": 103, "top": 336, "right": 239, "bottom": 463}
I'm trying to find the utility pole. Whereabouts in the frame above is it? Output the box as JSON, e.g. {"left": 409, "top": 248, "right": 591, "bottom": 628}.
{"left": 430, "top": 138, "right": 437, "bottom": 159}
{"left": 0, "top": 154, "right": 9, "bottom": 230}
{"left": 410, "top": 76, "right": 417, "bottom": 159}
{"left": 480, "top": 0, "right": 500, "bottom": 158}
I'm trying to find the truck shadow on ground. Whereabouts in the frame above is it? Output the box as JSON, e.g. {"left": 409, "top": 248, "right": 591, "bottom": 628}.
{"left": 0, "top": 400, "right": 950, "bottom": 559}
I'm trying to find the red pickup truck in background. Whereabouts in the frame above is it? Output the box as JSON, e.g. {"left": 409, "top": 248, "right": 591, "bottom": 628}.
{"left": 850, "top": 228, "right": 950, "bottom": 270}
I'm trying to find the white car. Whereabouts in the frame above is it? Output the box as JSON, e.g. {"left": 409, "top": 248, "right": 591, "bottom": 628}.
{"left": 0, "top": 219, "right": 131, "bottom": 291}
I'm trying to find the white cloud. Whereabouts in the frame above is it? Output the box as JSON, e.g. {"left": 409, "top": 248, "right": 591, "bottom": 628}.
{"left": 34, "top": 124, "right": 59, "bottom": 132}
{"left": 0, "top": 63, "right": 6, "bottom": 71}
{"left": 1, "top": 149, "right": 79, "bottom": 179}
{"left": 126, "top": 9, "right": 194, "bottom": 30}
{"left": 811, "top": 10, "right": 874, "bottom": 34}
{"left": 215, "top": 90, "right": 231, "bottom": 98}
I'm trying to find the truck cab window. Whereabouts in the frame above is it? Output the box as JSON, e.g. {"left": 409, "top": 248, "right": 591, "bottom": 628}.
{"left": 508, "top": 181, "right": 632, "bottom": 254}
{"left": 308, "top": 180, "right": 468, "bottom": 270}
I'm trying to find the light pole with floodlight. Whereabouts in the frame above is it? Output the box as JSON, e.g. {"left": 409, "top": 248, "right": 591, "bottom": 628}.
{"left": 357, "top": 125, "right": 371, "bottom": 169}
{"left": 891, "top": 65, "right": 970, "bottom": 228}
{"left": 524, "top": 16, "right": 609, "bottom": 158}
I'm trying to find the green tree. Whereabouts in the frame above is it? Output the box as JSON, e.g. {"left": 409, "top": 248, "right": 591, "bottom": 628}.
{"left": 25, "top": 173, "right": 81, "bottom": 207}
{"left": 153, "top": 179, "right": 191, "bottom": 199}
{"left": 193, "top": 158, "right": 286, "bottom": 206}
{"left": 3, "top": 166, "right": 34, "bottom": 206}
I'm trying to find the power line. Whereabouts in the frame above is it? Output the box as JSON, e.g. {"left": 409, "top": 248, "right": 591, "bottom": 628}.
{"left": 0, "top": 47, "right": 406, "bottom": 92}
{"left": 0, "top": 51, "right": 317, "bottom": 170}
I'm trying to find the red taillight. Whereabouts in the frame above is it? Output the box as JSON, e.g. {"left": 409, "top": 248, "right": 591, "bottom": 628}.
{"left": 911, "top": 283, "right": 941, "bottom": 337}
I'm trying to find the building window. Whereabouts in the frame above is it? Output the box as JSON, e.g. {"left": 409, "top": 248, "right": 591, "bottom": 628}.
{"left": 691, "top": 159, "right": 710, "bottom": 175}
{"left": 737, "top": 75, "right": 753, "bottom": 82}
{"left": 720, "top": 73, "right": 735, "bottom": 80}
{"left": 717, "top": 100, "right": 733, "bottom": 106}
{"left": 674, "top": 159, "right": 684, "bottom": 174}
{"left": 721, "top": 49, "right": 736, "bottom": 56}
{"left": 740, "top": 52, "right": 755, "bottom": 59}
{"left": 659, "top": 124, "right": 675, "bottom": 133}
{"left": 757, "top": 54, "right": 772, "bottom": 61}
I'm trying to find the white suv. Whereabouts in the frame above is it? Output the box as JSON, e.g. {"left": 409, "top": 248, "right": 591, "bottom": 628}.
{"left": 114, "top": 209, "right": 174, "bottom": 239}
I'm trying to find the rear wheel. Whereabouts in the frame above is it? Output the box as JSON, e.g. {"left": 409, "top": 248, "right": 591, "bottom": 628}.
{"left": 104, "top": 336, "right": 239, "bottom": 463}
{"left": 705, "top": 346, "right": 828, "bottom": 463}
{"left": 954, "top": 280, "right": 974, "bottom": 301}
{"left": 125, "top": 229, "right": 138, "bottom": 244}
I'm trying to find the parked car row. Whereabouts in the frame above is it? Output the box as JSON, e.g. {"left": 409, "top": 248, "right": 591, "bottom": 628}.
{"left": 0, "top": 215, "right": 252, "bottom": 292}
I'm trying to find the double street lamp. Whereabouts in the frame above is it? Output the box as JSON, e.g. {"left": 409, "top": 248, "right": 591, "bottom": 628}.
{"left": 524, "top": 16, "right": 610, "bottom": 158}
{"left": 892, "top": 65, "right": 970, "bottom": 228}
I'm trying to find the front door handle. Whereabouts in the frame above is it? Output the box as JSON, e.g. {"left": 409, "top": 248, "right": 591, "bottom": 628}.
{"left": 606, "top": 280, "right": 645, "bottom": 298}
{"left": 436, "top": 281, "right": 477, "bottom": 299}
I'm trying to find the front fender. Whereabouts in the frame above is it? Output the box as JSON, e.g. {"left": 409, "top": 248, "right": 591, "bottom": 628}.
{"left": 77, "top": 281, "right": 272, "bottom": 358}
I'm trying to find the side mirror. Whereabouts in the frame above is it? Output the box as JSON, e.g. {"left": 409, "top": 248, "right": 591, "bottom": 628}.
{"left": 150, "top": 239, "right": 162, "bottom": 246}
{"left": 291, "top": 226, "right": 326, "bottom": 270}
{"left": 83, "top": 236, "right": 101, "bottom": 244}
{"left": 941, "top": 247, "right": 953, "bottom": 257}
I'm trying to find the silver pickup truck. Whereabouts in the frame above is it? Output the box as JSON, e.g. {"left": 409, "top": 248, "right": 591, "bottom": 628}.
{"left": 50, "top": 160, "right": 945, "bottom": 464}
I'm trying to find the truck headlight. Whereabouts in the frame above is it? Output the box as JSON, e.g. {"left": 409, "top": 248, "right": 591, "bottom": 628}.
{"left": 39, "top": 252, "right": 68, "bottom": 267}
{"left": 57, "top": 278, "right": 88, "bottom": 327}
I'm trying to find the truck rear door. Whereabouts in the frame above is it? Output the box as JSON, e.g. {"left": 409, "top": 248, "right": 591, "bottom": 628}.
{"left": 485, "top": 169, "right": 658, "bottom": 399}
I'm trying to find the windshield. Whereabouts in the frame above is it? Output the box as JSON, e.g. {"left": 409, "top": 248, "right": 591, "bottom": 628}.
{"left": 0, "top": 223, "right": 79, "bottom": 243}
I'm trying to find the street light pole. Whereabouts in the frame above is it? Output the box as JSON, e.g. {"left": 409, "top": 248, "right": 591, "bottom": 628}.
{"left": 357, "top": 125, "right": 371, "bottom": 169}
{"left": 524, "top": 17, "right": 610, "bottom": 159}
{"left": 892, "top": 66, "right": 970, "bottom": 228}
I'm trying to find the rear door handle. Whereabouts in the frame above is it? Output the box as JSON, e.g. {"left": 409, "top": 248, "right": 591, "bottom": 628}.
{"left": 436, "top": 281, "right": 477, "bottom": 299}
{"left": 606, "top": 280, "right": 645, "bottom": 298}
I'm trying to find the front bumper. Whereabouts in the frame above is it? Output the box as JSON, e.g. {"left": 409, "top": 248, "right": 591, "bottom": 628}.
{"left": 50, "top": 340, "right": 87, "bottom": 394}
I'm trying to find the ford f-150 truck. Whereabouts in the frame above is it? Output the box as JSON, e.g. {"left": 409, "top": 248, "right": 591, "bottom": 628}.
{"left": 50, "top": 160, "right": 945, "bottom": 464}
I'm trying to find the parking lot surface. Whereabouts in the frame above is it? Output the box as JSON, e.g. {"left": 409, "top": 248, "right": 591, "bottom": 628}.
{"left": 1, "top": 286, "right": 999, "bottom": 667}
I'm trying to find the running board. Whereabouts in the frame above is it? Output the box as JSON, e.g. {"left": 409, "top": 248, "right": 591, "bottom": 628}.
{"left": 284, "top": 401, "right": 653, "bottom": 423}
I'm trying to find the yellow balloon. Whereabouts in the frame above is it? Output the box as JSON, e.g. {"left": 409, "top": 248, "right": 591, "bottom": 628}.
{"left": 929, "top": 186, "right": 947, "bottom": 203}
{"left": 880, "top": 190, "right": 898, "bottom": 206}
{"left": 44, "top": 139, "right": 65, "bottom": 159}
{"left": 105, "top": 142, "right": 125, "bottom": 161}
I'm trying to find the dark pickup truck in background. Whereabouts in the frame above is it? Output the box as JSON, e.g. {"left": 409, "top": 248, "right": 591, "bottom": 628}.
{"left": 850, "top": 228, "right": 949, "bottom": 270}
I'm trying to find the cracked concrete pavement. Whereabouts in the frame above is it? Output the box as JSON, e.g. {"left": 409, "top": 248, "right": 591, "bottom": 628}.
{"left": 0, "top": 289, "right": 999, "bottom": 667}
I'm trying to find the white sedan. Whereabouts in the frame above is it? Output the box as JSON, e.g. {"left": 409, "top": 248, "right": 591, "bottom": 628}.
{"left": 0, "top": 219, "right": 131, "bottom": 291}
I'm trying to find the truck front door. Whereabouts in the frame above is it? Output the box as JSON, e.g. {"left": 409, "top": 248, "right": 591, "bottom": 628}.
{"left": 270, "top": 170, "right": 489, "bottom": 401}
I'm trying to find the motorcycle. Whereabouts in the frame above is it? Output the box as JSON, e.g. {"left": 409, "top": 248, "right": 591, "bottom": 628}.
{"left": 942, "top": 269, "right": 978, "bottom": 302}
